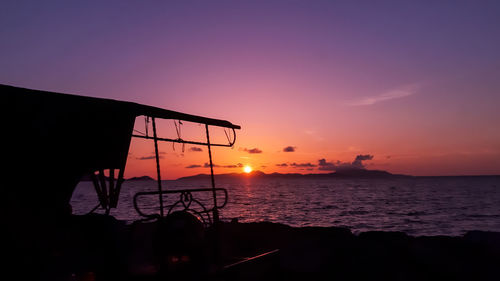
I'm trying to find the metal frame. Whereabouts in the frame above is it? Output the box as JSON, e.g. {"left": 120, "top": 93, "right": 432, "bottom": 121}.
{"left": 133, "top": 188, "right": 228, "bottom": 226}
{"left": 130, "top": 116, "right": 237, "bottom": 225}
{"left": 89, "top": 167, "right": 126, "bottom": 215}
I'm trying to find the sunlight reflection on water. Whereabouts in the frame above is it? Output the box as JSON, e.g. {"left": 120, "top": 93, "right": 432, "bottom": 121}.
{"left": 71, "top": 176, "right": 500, "bottom": 236}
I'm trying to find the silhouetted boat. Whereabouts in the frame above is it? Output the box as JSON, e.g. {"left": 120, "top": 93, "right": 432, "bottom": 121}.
{"left": 6, "top": 84, "right": 498, "bottom": 281}
{"left": 3, "top": 84, "right": 277, "bottom": 281}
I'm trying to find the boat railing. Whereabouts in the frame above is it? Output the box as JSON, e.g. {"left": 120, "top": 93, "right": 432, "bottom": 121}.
{"left": 133, "top": 188, "right": 228, "bottom": 227}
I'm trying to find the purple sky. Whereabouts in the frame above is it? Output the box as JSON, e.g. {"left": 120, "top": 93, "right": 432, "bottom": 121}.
{"left": 1, "top": 0, "right": 499, "bottom": 177}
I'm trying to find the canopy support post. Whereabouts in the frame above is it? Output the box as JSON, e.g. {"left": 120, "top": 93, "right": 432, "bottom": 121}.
{"left": 205, "top": 124, "right": 219, "bottom": 224}
{"left": 152, "top": 117, "right": 164, "bottom": 217}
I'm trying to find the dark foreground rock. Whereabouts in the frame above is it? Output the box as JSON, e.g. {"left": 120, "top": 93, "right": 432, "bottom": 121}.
{"left": 217, "top": 221, "right": 500, "bottom": 281}
{"left": 8, "top": 216, "right": 499, "bottom": 281}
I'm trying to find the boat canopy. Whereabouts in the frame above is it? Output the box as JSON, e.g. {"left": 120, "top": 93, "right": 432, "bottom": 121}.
{"left": 2, "top": 84, "right": 240, "bottom": 222}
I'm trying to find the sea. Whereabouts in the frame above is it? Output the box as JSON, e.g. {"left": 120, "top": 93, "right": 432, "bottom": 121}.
{"left": 71, "top": 176, "right": 500, "bottom": 237}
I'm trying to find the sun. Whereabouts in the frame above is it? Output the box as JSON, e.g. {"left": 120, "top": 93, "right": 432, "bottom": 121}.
{"left": 243, "top": 165, "right": 253, "bottom": 173}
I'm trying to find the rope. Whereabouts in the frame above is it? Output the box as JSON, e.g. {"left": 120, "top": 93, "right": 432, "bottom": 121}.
{"left": 224, "top": 128, "right": 231, "bottom": 144}
{"left": 173, "top": 120, "right": 185, "bottom": 152}
{"left": 133, "top": 129, "right": 145, "bottom": 136}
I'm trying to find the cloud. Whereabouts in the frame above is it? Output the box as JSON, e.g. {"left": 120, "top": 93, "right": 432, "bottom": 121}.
{"left": 276, "top": 163, "right": 288, "bottom": 167}
{"left": 137, "top": 155, "right": 164, "bottom": 160}
{"left": 243, "top": 147, "right": 263, "bottom": 154}
{"left": 137, "top": 156, "right": 156, "bottom": 160}
{"left": 189, "top": 147, "right": 203, "bottom": 152}
{"left": 318, "top": 159, "right": 337, "bottom": 171}
{"left": 291, "top": 162, "right": 317, "bottom": 168}
{"left": 221, "top": 163, "right": 244, "bottom": 168}
{"left": 187, "top": 162, "right": 242, "bottom": 169}
{"left": 348, "top": 84, "right": 419, "bottom": 106}
{"left": 283, "top": 146, "right": 296, "bottom": 152}
{"left": 318, "top": 154, "right": 374, "bottom": 171}
{"left": 354, "top": 154, "right": 374, "bottom": 161}
{"left": 352, "top": 154, "right": 374, "bottom": 168}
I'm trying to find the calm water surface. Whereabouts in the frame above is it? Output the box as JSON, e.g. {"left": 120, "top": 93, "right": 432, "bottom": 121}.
{"left": 71, "top": 176, "right": 500, "bottom": 236}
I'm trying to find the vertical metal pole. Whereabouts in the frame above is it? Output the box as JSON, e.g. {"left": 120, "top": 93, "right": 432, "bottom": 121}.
{"left": 112, "top": 168, "right": 125, "bottom": 208}
{"left": 108, "top": 168, "right": 115, "bottom": 205}
{"left": 152, "top": 117, "right": 164, "bottom": 217}
{"left": 205, "top": 124, "right": 219, "bottom": 224}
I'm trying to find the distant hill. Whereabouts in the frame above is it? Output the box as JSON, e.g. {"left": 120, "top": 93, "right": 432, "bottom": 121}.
{"left": 328, "top": 169, "right": 397, "bottom": 178}
{"left": 126, "top": 176, "right": 155, "bottom": 181}
{"left": 176, "top": 169, "right": 410, "bottom": 181}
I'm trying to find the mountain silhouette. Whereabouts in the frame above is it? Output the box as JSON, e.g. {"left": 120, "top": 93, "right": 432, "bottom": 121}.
{"left": 176, "top": 168, "right": 410, "bottom": 181}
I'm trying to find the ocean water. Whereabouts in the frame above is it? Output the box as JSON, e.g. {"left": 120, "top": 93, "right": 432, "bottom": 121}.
{"left": 71, "top": 176, "right": 500, "bottom": 236}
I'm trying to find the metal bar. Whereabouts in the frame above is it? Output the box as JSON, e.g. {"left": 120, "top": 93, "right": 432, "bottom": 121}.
{"left": 131, "top": 133, "right": 235, "bottom": 147}
{"left": 112, "top": 168, "right": 125, "bottom": 208}
{"left": 135, "top": 187, "right": 228, "bottom": 194}
{"left": 152, "top": 117, "right": 164, "bottom": 217}
{"left": 91, "top": 173, "right": 107, "bottom": 209}
{"left": 134, "top": 188, "right": 228, "bottom": 209}
{"left": 205, "top": 124, "right": 219, "bottom": 224}
{"left": 108, "top": 168, "right": 115, "bottom": 206}
{"left": 98, "top": 169, "right": 109, "bottom": 213}
{"left": 133, "top": 107, "right": 241, "bottom": 130}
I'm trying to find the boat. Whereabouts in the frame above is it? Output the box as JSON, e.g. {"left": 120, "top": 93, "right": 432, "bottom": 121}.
{"left": 4, "top": 84, "right": 500, "bottom": 281}
{"left": 3, "top": 84, "right": 277, "bottom": 281}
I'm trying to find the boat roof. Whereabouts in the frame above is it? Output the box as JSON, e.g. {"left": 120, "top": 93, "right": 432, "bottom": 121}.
{"left": 2, "top": 84, "right": 240, "bottom": 219}
{"left": 2, "top": 84, "right": 240, "bottom": 129}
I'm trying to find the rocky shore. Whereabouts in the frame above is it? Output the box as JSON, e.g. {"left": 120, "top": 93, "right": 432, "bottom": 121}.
{"left": 10, "top": 214, "right": 499, "bottom": 281}
{"left": 218, "top": 221, "right": 500, "bottom": 281}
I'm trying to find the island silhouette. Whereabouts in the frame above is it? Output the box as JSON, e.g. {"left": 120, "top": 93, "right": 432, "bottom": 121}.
{"left": 177, "top": 168, "right": 410, "bottom": 181}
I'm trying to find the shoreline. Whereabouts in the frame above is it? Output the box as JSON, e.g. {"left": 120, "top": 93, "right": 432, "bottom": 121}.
{"left": 217, "top": 221, "right": 500, "bottom": 280}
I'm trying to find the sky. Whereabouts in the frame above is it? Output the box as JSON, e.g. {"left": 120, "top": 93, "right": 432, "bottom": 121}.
{"left": 1, "top": 0, "right": 499, "bottom": 178}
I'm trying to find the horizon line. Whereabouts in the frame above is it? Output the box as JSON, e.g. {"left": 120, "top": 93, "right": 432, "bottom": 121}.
{"left": 123, "top": 170, "right": 500, "bottom": 181}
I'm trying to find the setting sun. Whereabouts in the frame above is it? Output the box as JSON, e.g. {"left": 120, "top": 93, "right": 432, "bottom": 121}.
{"left": 243, "top": 165, "right": 253, "bottom": 173}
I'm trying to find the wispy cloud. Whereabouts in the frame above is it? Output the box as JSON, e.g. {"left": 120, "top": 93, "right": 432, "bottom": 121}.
{"left": 137, "top": 156, "right": 158, "bottom": 160}
{"left": 136, "top": 152, "right": 165, "bottom": 160}
{"left": 348, "top": 84, "right": 419, "bottom": 106}
{"left": 290, "top": 162, "right": 317, "bottom": 168}
{"left": 241, "top": 147, "right": 263, "bottom": 154}
{"left": 186, "top": 163, "right": 243, "bottom": 169}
